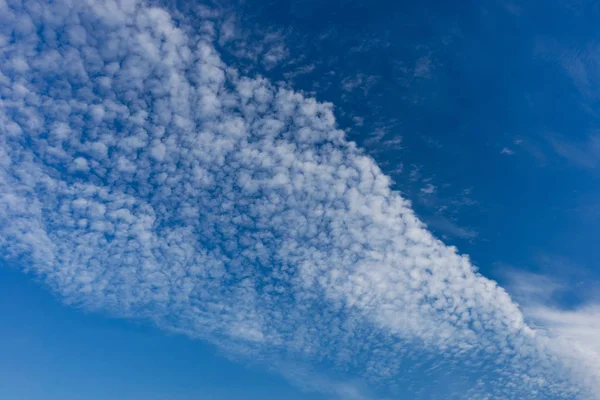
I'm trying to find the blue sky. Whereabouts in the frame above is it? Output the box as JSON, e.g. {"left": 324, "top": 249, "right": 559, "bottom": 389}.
{"left": 1, "top": 0, "right": 600, "bottom": 399}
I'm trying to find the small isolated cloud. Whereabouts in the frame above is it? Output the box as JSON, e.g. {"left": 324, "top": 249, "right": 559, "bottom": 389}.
{"left": 383, "top": 136, "right": 403, "bottom": 149}
{"left": 261, "top": 40, "right": 288, "bottom": 69}
{"left": 352, "top": 116, "right": 365, "bottom": 127}
{"left": 408, "top": 164, "right": 422, "bottom": 182}
{"left": 0, "top": 1, "right": 596, "bottom": 399}
{"left": 414, "top": 56, "right": 432, "bottom": 78}
{"left": 425, "top": 216, "right": 478, "bottom": 240}
{"left": 283, "top": 63, "right": 316, "bottom": 80}
{"left": 420, "top": 183, "right": 436, "bottom": 195}
{"left": 218, "top": 15, "right": 237, "bottom": 45}
{"left": 501, "top": 147, "right": 515, "bottom": 155}
{"left": 340, "top": 73, "right": 378, "bottom": 94}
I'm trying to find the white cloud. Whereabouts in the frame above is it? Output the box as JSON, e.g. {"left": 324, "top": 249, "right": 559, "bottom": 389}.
{"left": 71, "top": 157, "right": 90, "bottom": 172}
{"left": 0, "top": 0, "right": 596, "bottom": 399}
{"left": 413, "top": 56, "right": 432, "bottom": 78}
{"left": 425, "top": 215, "right": 478, "bottom": 240}
{"left": 420, "top": 183, "right": 436, "bottom": 195}
{"left": 530, "top": 305, "right": 600, "bottom": 395}
{"left": 547, "top": 133, "right": 600, "bottom": 169}
{"left": 503, "top": 269, "right": 600, "bottom": 397}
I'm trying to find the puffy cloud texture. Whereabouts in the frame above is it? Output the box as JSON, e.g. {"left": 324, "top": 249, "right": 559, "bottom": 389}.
{"left": 0, "top": 0, "right": 595, "bottom": 398}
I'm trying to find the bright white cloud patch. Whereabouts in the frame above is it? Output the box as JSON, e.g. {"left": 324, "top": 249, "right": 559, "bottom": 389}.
{"left": 0, "top": 0, "right": 595, "bottom": 398}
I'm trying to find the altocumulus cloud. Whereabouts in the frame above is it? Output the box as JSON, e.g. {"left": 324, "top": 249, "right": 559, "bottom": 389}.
{"left": 0, "top": 0, "right": 596, "bottom": 398}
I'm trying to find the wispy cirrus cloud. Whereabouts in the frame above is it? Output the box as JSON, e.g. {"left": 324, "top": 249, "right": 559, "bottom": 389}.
{"left": 502, "top": 266, "right": 600, "bottom": 397}
{"left": 547, "top": 133, "right": 600, "bottom": 169}
{"left": 0, "top": 0, "right": 596, "bottom": 398}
